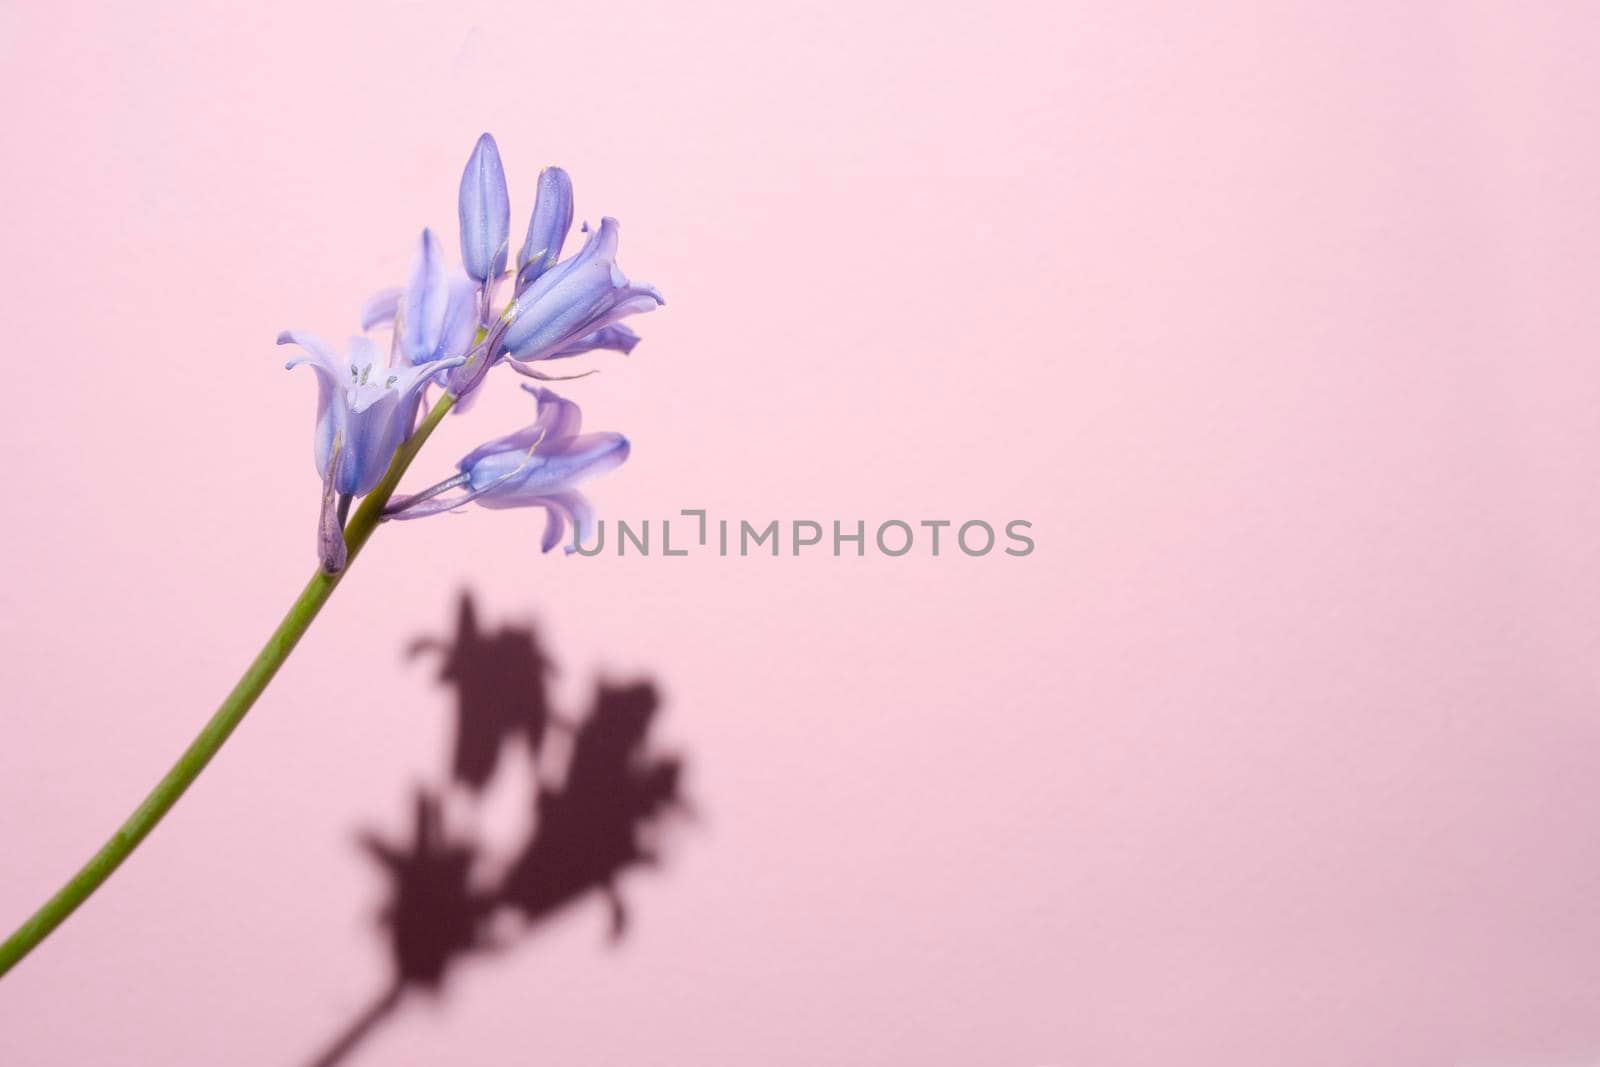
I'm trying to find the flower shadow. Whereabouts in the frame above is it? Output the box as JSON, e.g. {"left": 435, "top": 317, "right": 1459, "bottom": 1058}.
{"left": 303, "top": 591, "right": 689, "bottom": 1067}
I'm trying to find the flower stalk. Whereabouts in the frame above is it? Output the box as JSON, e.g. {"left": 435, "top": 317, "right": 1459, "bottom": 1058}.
{"left": 0, "top": 129, "right": 662, "bottom": 979}
{"left": 0, "top": 391, "right": 457, "bottom": 979}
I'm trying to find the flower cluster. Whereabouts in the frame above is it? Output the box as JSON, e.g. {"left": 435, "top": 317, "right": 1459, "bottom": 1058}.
{"left": 279, "top": 134, "right": 662, "bottom": 571}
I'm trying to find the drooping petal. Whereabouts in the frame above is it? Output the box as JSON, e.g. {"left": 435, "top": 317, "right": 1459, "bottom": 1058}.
{"left": 536, "top": 497, "right": 568, "bottom": 552}
{"left": 516, "top": 166, "right": 574, "bottom": 290}
{"left": 279, "top": 330, "right": 347, "bottom": 478}
{"left": 401, "top": 229, "right": 450, "bottom": 364}
{"left": 359, "top": 288, "right": 403, "bottom": 331}
{"left": 546, "top": 323, "right": 641, "bottom": 360}
{"left": 554, "top": 489, "right": 599, "bottom": 550}
{"left": 458, "top": 133, "right": 510, "bottom": 284}
{"left": 609, "top": 282, "right": 666, "bottom": 317}
{"left": 278, "top": 329, "right": 345, "bottom": 373}
{"left": 526, "top": 489, "right": 596, "bottom": 552}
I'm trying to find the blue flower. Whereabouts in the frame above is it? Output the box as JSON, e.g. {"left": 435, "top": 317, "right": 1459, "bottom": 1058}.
{"left": 280, "top": 331, "right": 465, "bottom": 569}
{"left": 286, "top": 134, "right": 660, "bottom": 568}
{"left": 500, "top": 217, "right": 663, "bottom": 363}
{"left": 387, "top": 387, "right": 629, "bottom": 553}
{"left": 447, "top": 216, "right": 660, "bottom": 396}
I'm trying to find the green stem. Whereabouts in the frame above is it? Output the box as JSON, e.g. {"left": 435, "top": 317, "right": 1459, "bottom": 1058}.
{"left": 0, "top": 391, "right": 458, "bottom": 979}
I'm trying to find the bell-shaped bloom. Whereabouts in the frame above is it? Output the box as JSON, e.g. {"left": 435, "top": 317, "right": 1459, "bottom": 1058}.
{"left": 362, "top": 229, "right": 479, "bottom": 368}
{"left": 499, "top": 217, "right": 663, "bottom": 363}
{"left": 281, "top": 331, "right": 465, "bottom": 568}
{"left": 458, "top": 133, "right": 510, "bottom": 285}
{"left": 388, "top": 387, "right": 629, "bottom": 553}
{"left": 515, "top": 166, "right": 574, "bottom": 292}
{"left": 282, "top": 331, "right": 450, "bottom": 496}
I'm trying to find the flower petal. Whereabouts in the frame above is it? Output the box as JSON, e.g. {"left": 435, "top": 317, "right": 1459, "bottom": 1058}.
{"left": 394, "top": 352, "right": 466, "bottom": 403}
{"left": 531, "top": 489, "right": 596, "bottom": 552}
{"left": 457, "top": 386, "right": 583, "bottom": 474}
{"left": 343, "top": 391, "right": 404, "bottom": 495}
{"left": 473, "top": 432, "right": 630, "bottom": 505}
{"left": 279, "top": 330, "right": 347, "bottom": 478}
{"left": 401, "top": 229, "right": 449, "bottom": 364}
{"left": 516, "top": 166, "right": 574, "bottom": 290}
{"left": 359, "top": 288, "right": 403, "bottom": 331}
{"left": 501, "top": 218, "right": 663, "bottom": 361}
{"left": 546, "top": 322, "right": 642, "bottom": 360}
{"left": 437, "top": 270, "right": 480, "bottom": 362}
{"left": 537, "top": 497, "right": 569, "bottom": 552}
{"left": 458, "top": 132, "right": 510, "bottom": 284}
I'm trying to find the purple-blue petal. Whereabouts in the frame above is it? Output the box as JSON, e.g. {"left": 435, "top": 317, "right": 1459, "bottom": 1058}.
{"left": 342, "top": 392, "right": 405, "bottom": 495}
{"left": 534, "top": 489, "right": 596, "bottom": 552}
{"left": 457, "top": 386, "right": 583, "bottom": 472}
{"left": 516, "top": 166, "right": 574, "bottom": 288}
{"left": 458, "top": 133, "right": 510, "bottom": 284}
{"left": 279, "top": 330, "right": 346, "bottom": 479}
{"left": 546, "top": 323, "right": 642, "bottom": 360}
{"left": 436, "top": 271, "right": 480, "bottom": 362}
{"left": 359, "top": 288, "right": 403, "bottom": 331}
{"left": 401, "top": 229, "right": 449, "bottom": 364}
{"left": 469, "top": 432, "right": 630, "bottom": 503}
{"left": 501, "top": 218, "right": 663, "bottom": 361}
{"left": 537, "top": 498, "right": 569, "bottom": 552}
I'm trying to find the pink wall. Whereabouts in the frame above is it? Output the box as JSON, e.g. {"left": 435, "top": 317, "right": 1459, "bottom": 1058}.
{"left": 3, "top": 2, "right": 1599, "bottom": 1064}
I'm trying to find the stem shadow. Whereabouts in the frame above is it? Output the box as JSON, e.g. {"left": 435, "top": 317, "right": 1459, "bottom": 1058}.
{"left": 301, "top": 590, "right": 690, "bottom": 1067}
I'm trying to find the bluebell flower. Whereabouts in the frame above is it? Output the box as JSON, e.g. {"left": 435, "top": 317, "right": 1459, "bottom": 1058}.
{"left": 500, "top": 217, "right": 663, "bottom": 363}
{"left": 280, "top": 331, "right": 465, "bottom": 569}
{"left": 458, "top": 132, "right": 510, "bottom": 287}
{"left": 447, "top": 217, "right": 660, "bottom": 396}
{"left": 387, "top": 387, "right": 629, "bottom": 553}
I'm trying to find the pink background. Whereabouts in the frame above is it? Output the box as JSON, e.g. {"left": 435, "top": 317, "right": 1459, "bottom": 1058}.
{"left": 3, "top": 2, "right": 1599, "bottom": 1064}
